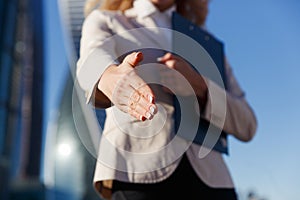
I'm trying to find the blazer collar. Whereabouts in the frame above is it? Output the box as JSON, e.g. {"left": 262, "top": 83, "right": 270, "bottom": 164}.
{"left": 124, "top": 0, "right": 175, "bottom": 20}
{"left": 124, "top": 0, "right": 157, "bottom": 19}
{"left": 124, "top": 1, "right": 174, "bottom": 49}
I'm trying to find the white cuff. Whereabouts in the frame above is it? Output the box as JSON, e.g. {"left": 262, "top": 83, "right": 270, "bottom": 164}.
{"left": 76, "top": 48, "right": 119, "bottom": 104}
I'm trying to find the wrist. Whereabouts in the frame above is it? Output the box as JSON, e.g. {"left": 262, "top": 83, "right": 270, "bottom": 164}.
{"left": 97, "top": 64, "right": 118, "bottom": 93}
{"left": 190, "top": 74, "right": 208, "bottom": 111}
{"left": 191, "top": 74, "right": 207, "bottom": 100}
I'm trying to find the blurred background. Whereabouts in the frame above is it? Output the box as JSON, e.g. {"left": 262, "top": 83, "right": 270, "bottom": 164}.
{"left": 0, "top": 0, "right": 299, "bottom": 200}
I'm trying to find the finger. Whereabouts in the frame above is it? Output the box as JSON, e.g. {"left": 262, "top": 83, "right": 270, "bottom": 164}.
{"left": 136, "top": 84, "right": 156, "bottom": 104}
{"left": 129, "top": 90, "right": 157, "bottom": 116}
{"left": 113, "top": 70, "right": 148, "bottom": 100}
{"left": 132, "top": 101, "right": 153, "bottom": 120}
{"left": 157, "top": 53, "right": 180, "bottom": 63}
{"left": 136, "top": 93, "right": 157, "bottom": 115}
{"left": 113, "top": 69, "right": 156, "bottom": 114}
{"left": 123, "top": 51, "right": 144, "bottom": 68}
{"left": 164, "top": 60, "right": 178, "bottom": 69}
{"left": 128, "top": 108, "right": 146, "bottom": 121}
{"left": 128, "top": 99, "right": 156, "bottom": 121}
{"left": 157, "top": 53, "right": 171, "bottom": 62}
{"left": 127, "top": 74, "right": 156, "bottom": 104}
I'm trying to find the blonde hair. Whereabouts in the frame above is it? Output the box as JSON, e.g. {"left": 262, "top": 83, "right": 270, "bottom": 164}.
{"left": 84, "top": 0, "right": 101, "bottom": 17}
{"left": 84, "top": 0, "right": 208, "bottom": 26}
{"left": 100, "top": 0, "right": 133, "bottom": 12}
{"left": 84, "top": 0, "right": 133, "bottom": 17}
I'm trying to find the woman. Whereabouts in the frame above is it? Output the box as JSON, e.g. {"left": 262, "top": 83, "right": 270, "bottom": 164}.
{"left": 77, "top": 0, "right": 257, "bottom": 199}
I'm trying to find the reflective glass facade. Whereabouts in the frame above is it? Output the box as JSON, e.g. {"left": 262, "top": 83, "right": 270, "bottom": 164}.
{"left": 41, "top": 0, "right": 102, "bottom": 199}
{"left": 1, "top": 0, "right": 100, "bottom": 198}
{"left": 0, "top": 0, "right": 45, "bottom": 199}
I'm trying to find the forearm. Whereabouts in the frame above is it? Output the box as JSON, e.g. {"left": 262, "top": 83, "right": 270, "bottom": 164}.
{"left": 190, "top": 72, "right": 208, "bottom": 110}
{"left": 223, "top": 93, "right": 257, "bottom": 142}
{"left": 76, "top": 11, "right": 119, "bottom": 105}
{"left": 202, "top": 80, "right": 257, "bottom": 142}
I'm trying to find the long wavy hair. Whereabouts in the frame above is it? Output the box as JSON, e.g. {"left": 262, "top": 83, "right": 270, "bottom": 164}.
{"left": 84, "top": 0, "right": 208, "bottom": 26}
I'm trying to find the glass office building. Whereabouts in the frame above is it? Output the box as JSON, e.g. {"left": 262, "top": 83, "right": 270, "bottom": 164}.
{"left": 1, "top": 0, "right": 102, "bottom": 199}
{"left": 0, "top": 0, "right": 45, "bottom": 199}
{"left": 42, "top": 0, "right": 102, "bottom": 199}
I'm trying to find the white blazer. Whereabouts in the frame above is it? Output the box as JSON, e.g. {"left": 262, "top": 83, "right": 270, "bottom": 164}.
{"left": 76, "top": 3, "right": 257, "bottom": 199}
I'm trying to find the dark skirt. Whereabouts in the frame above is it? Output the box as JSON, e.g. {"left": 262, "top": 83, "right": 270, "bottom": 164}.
{"left": 111, "top": 154, "right": 238, "bottom": 200}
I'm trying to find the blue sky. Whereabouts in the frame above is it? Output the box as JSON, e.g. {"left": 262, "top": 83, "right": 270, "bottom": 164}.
{"left": 208, "top": 1, "right": 300, "bottom": 199}
{"left": 44, "top": 0, "right": 300, "bottom": 199}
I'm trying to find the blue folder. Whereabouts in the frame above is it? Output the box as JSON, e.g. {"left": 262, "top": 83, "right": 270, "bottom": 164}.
{"left": 171, "top": 12, "right": 227, "bottom": 88}
{"left": 171, "top": 12, "right": 229, "bottom": 154}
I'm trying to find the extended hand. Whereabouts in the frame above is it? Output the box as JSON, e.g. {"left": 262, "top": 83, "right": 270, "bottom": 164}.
{"left": 98, "top": 52, "right": 157, "bottom": 121}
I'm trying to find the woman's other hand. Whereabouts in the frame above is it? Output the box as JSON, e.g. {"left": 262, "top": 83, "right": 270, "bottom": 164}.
{"left": 158, "top": 53, "right": 208, "bottom": 103}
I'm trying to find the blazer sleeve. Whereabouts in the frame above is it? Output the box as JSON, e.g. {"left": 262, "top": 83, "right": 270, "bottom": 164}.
{"left": 201, "top": 58, "right": 258, "bottom": 142}
{"left": 76, "top": 10, "right": 119, "bottom": 104}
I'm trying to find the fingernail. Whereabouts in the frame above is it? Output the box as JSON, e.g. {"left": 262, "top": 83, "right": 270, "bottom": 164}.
{"left": 140, "top": 116, "right": 146, "bottom": 121}
{"left": 135, "top": 52, "right": 142, "bottom": 60}
{"left": 145, "top": 112, "right": 152, "bottom": 119}
{"left": 148, "top": 95, "right": 154, "bottom": 103}
{"left": 149, "top": 106, "right": 156, "bottom": 115}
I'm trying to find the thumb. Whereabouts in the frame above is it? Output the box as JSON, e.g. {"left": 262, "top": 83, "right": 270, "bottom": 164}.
{"left": 157, "top": 52, "right": 173, "bottom": 63}
{"left": 123, "top": 52, "right": 144, "bottom": 68}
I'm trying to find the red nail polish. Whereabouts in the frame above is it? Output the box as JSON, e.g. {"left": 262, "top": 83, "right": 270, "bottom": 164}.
{"left": 135, "top": 52, "right": 143, "bottom": 60}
